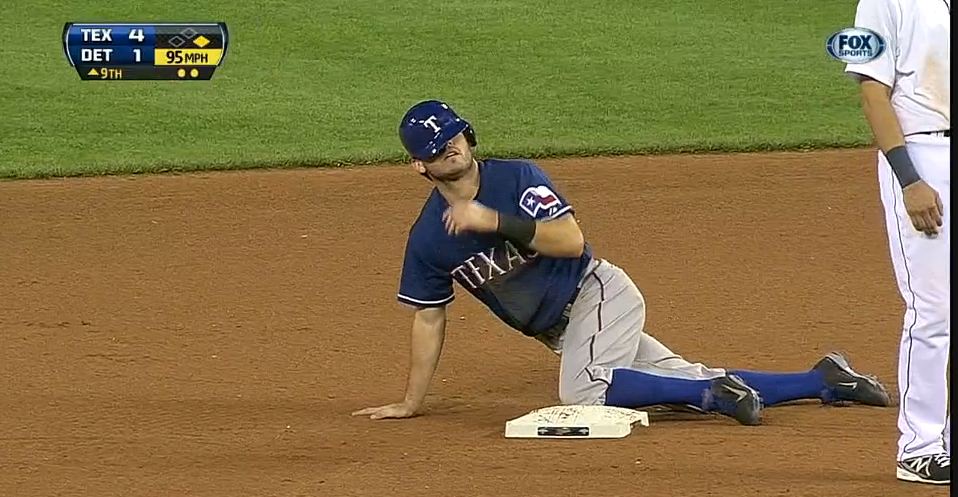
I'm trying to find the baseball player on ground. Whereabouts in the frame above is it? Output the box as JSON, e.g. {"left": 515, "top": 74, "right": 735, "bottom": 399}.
{"left": 353, "top": 100, "right": 891, "bottom": 428}
{"left": 844, "top": 0, "right": 951, "bottom": 486}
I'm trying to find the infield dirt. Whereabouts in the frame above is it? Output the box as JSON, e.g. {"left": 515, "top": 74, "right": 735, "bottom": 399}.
{"left": 1, "top": 149, "right": 946, "bottom": 497}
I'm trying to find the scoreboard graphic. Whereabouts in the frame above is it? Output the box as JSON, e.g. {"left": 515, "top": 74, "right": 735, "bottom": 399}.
{"left": 62, "top": 22, "right": 229, "bottom": 81}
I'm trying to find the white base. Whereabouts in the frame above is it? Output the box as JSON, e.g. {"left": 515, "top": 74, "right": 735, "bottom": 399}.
{"left": 504, "top": 405, "right": 650, "bottom": 439}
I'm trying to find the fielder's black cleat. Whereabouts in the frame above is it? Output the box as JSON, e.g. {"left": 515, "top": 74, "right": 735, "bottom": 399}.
{"left": 896, "top": 453, "right": 951, "bottom": 485}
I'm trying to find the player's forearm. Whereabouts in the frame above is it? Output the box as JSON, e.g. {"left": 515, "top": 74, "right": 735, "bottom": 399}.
{"left": 859, "top": 80, "right": 923, "bottom": 187}
{"left": 860, "top": 80, "right": 906, "bottom": 152}
{"left": 497, "top": 213, "right": 584, "bottom": 258}
{"left": 528, "top": 219, "right": 585, "bottom": 257}
{"left": 402, "top": 308, "right": 447, "bottom": 408}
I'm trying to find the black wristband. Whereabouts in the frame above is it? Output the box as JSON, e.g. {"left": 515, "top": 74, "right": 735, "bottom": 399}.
{"left": 497, "top": 214, "right": 536, "bottom": 246}
{"left": 885, "top": 145, "right": 922, "bottom": 188}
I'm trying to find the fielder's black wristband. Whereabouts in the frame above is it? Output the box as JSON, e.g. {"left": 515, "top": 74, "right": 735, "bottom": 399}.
{"left": 497, "top": 213, "right": 536, "bottom": 246}
{"left": 885, "top": 145, "right": 922, "bottom": 188}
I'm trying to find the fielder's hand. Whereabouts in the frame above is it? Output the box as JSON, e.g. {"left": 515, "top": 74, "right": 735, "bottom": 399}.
{"left": 443, "top": 201, "right": 498, "bottom": 235}
{"left": 902, "top": 181, "right": 943, "bottom": 236}
{"left": 351, "top": 401, "right": 419, "bottom": 420}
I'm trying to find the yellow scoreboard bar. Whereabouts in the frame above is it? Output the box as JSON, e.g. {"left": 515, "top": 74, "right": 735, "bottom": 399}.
{"left": 154, "top": 48, "right": 223, "bottom": 66}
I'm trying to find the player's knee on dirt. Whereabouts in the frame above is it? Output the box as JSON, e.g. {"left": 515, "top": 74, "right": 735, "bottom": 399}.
{"left": 559, "top": 377, "right": 606, "bottom": 406}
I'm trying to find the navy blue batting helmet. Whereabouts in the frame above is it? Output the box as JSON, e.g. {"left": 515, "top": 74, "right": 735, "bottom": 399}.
{"left": 398, "top": 100, "right": 477, "bottom": 161}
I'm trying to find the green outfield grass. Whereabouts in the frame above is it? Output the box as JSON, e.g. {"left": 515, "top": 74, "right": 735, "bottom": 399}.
{"left": 1, "top": 1, "right": 870, "bottom": 179}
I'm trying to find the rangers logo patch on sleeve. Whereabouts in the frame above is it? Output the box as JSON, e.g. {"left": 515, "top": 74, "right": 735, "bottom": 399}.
{"left": 520, "top": 185, "right": 563, "bottom": 218}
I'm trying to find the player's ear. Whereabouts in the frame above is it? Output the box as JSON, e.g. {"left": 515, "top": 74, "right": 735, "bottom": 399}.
{"left": 411, "top": 160, "right": 427, "bottom": 175}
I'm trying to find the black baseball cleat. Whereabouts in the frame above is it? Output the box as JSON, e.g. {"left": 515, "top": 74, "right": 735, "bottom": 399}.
{"left": 813, "top": 352, "right": 891, "bottom": 407}
{"left": 896, "top": 453, "right": 951, "bottom": 485}
{"left": 703, "top": 374, "right": 763, "bottom": 426}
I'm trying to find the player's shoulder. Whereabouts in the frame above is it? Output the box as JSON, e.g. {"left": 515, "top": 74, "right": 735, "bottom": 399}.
{"left": 482, "top": 157, "right": 537, "bottom": 168}
{"left": 481, "top": 157, "right": 549, "bottom": 179}
{"left": 406, "top": 188, "right": 444, "bottom": 238}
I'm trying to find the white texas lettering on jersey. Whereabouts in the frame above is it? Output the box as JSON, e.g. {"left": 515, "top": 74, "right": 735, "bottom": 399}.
{"left": 451, "top": 240, "right": 538, "bottom": 289}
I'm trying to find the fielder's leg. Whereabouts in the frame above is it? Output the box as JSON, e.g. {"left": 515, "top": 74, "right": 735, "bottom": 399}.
{"left": 878, "top": 136, "right": 951, "bottom": 462}
{"left": 944, "top": 414, "right": 951, "bottom": 456}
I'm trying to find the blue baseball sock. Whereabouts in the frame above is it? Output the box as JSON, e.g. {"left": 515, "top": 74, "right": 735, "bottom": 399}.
{"left": 604, "top": 368, "right": 711, "bottom": 408}
{"left": 728, "top": 370, "right": 826, "bottom": 406}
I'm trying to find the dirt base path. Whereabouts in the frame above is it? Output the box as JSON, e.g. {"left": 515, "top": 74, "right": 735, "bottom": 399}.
{"left": 1, "top": 149, "right": 943, "bottom": 497}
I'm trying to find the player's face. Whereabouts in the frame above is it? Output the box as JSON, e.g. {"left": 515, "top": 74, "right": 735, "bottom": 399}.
{"left": 414, "top": 133, "right": 474, "bottom": 181}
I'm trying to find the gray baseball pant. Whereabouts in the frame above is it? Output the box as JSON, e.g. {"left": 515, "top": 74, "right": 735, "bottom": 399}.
{"left": 535, "top": 259, "right": 725, "bottom": 405}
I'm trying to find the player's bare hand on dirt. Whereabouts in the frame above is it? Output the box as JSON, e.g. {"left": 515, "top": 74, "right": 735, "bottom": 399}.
{"left": 351, "top": 402, "right": 419, "bottom": 420}
{"left": 443, "top": 201, "right": 498, "bottom": 235}
{"left": 903, "top": 181, "right": 943, "bottom": 236}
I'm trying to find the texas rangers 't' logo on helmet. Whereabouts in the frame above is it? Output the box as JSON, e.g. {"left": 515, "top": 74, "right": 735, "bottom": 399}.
{"left": 519, "top": 185, "right": 562, "bottom": 218}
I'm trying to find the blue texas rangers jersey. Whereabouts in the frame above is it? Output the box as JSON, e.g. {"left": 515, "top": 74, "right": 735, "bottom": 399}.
{"left": 397, "top": 159, "right": 594, "bottom": 336}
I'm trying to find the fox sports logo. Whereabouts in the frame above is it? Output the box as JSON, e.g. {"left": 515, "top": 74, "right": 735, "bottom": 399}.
{"left": 827, "top": 28, "right": 886, "bottom": 63}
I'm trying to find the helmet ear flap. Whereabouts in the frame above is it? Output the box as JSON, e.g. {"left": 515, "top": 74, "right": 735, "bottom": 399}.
{"left": 464, "top": 126, "right": 477, "bottom": 147}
